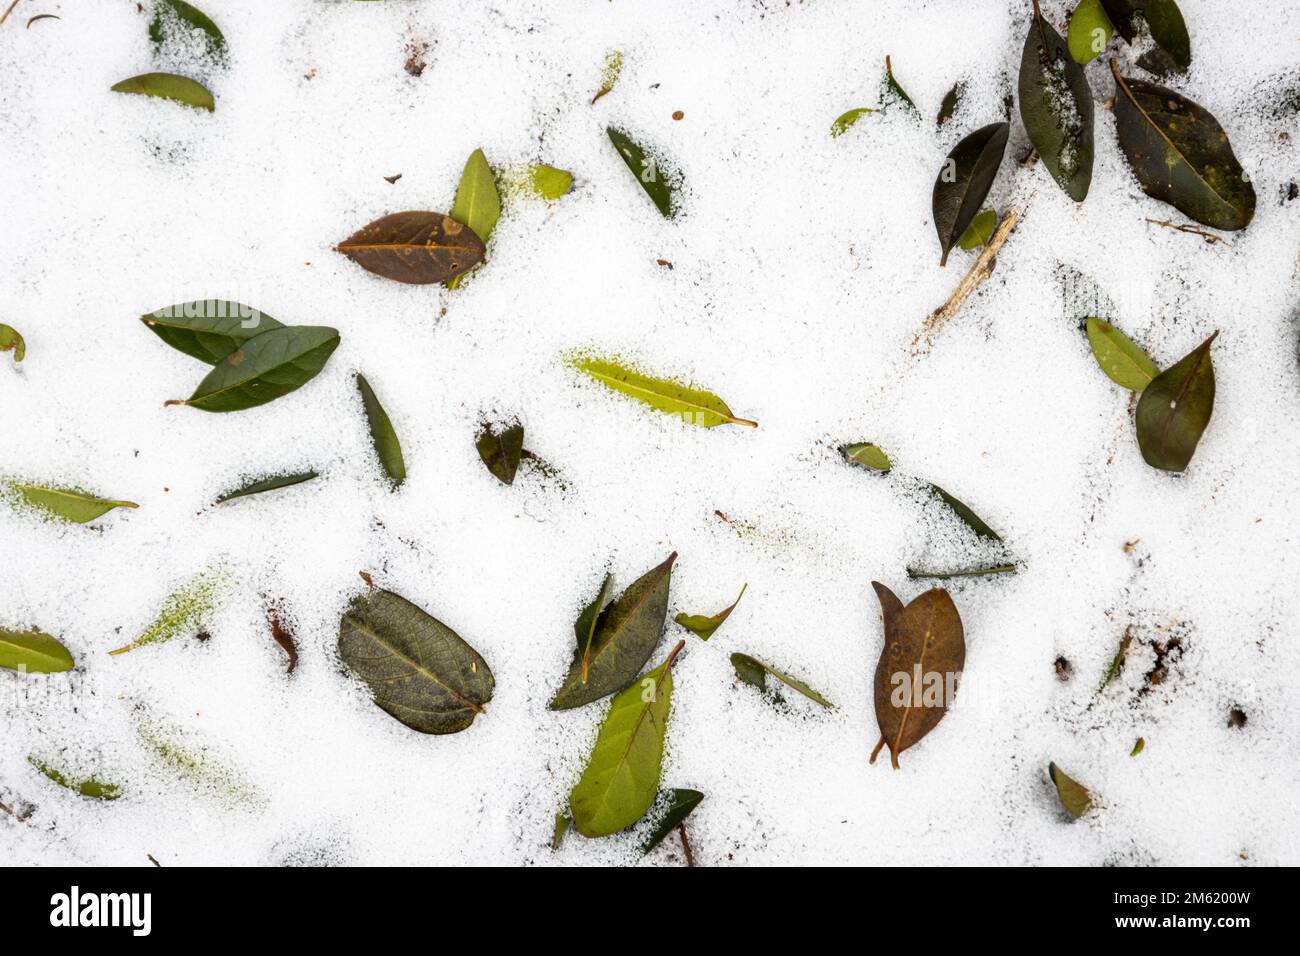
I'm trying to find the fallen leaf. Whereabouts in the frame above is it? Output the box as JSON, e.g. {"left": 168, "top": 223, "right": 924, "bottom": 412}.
{"left": 591, "top": 50, "right": 623, "bottom": 104}
{"left": 336, "top": 211, "right": 485, "bottom": 284}
{"left": 674, "top": 583, "right": 746, "bottom": 641}
{"left": 882, "top": 55, "right": 917, "bottom": 115}
{"left": 1100, "top": 0, "right": 1189, "bottom": 74}
{"left": 932, "top": 122, "right": 1009, "bottom": 266}
{"left": 0, "top": 323, "right": 25, "bottom": 362}
{"left": 731, "top": 651, "right": 833, "bottom": 708}
{"left": 608, "top": 128, "right": 678, "bottom": 218}
{"left": 1085, "top": 317, "right": 1159, "bottom": 391}
{"left": 574, "top": 572, "right": 614, "bottom": 685}
{"left": 27, "top": 757, "right": 120, "bottom": 800}
{"left": 356, "top": 373, "right": 406, "bottom": 488}
{"left": 149, "top": 0, "right": 225, "bottom": 61}
{"left": 569, "top": 353, "right": 757, "bottom": 428}
{"left": 4, "top": 482, "right": 138, "bottom": 524}
{"left": 138, "top": 721, "right": 258, "bottom": 803}
{"left": 266, "top": 604, "right": 299, "bottom": 675}
{"left": 1135, "top": 331, "right": 1217, "bottom": 471}
{"left": 640, "top": 788, "right": 704, "bottom": 855}
{"left": 1130, "top": 737, "right": 1145, "bottom": 757}
{"left": 165, "top": 325, "right": 340, "bottom": 412}
{"left": 529, "top": 164, "right": 574, "bottom": 199}
{"left": 1020, "top": 0, "right": 1094, "bottom": 201}
{"left": 1048, "top": 761, "right": 1093, "bottom": 818}
{"left": 214, "top": 471, "right": 318, "bottom": 504}
{"left": 841, "top": 442, "right": 892, "bottom": 472}
{"left": 475, "top": 421, "right": 524, "bottom": 485}
{"left": 0, "top": 627, "right": 74, "bottom": 673}
{"left": 956, "top": 208, "right": 997, "bottom": 250}
{"left": 108, "top": 565, "right": 227, "bottom": 656}
{"left": 111, "top": 72, "right": 214, "bottom": 111}
{"left": 831, "top": 107, "right": 877, "bottom": 137}
{"left": 447, "top": 148, "right": 500, "bottom": 289}
{"left": 1067, "top": 0, "right": 1114, "bottom": 63}
{"left": 928, "top": 483, "right": 1002, "bottom": 541}
{"left": 141, "top": 301, "right": 283, "bottom": 364}
{"left": 937, "top": 81, "right": 964, "bottom": 126}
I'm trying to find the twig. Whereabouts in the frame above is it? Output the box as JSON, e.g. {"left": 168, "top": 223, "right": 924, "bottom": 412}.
{"left": 1144, "top": 218, "right": 1223, "bottom": 244}
{"left": 912, "top": 197, "right": 1032, "bottom": 355}
{"left": 0, "top": 0, "right": 19, "bottom": 28}
{"left": 147, "top": 853, "right": 162, "bottom": 867}
{"left": 677, "top": 823, "right": 696, "bottom": 867}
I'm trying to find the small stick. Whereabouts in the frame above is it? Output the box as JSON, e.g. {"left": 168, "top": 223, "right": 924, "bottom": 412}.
{"left": 1144, "top": 218, "right": 1223, "bottom": 244}
{"left": 147, "top": 853, "right": 162, "bottom": 867}
{"left": 677, "top": 823, "right": 696, "bottom": 867}
{"left": 912, "top": 198, "right": 1031, "bottom": 355}
{"left": 0, "top": 1, "right": 19, "bottom": 28}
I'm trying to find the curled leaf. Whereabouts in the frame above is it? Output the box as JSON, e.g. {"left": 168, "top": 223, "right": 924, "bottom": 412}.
{"left": 111, "top": 72, "right": 214, "bottom": 111}
{"left": 1135, "top": 330, "right": 1217, "bottom": 471}
{"left": 675, "top": 583, "right": 746, "bottom": 641}
{"left": 1020, "top": 1, "right": 1094, "bottom": 201}
{"left": 141, "top": 301, "right": 283, "bottom": 364}
{"left": 0, "top": 323, "right": 25, "bottom": 362}
{"left": 166, "top": 325, "right": 339, "bottom": 412}
{"left": 575, "top": 573, "right": 614, "bottom": 685}
{"left": 731, "top": 652, "right": 833, "bottom": 708}
{"left": 1049, "top": 761, "right": 1093, "bottom": 818}
{"left": 28, "top": 757, "right": 120, "bottom": 800}
{"left": 591, "top": 50, "right": 623, "bottom": 104}
{"left": 932, "top": 122, "right": 1009, "bottom": 266}
{"left": 475, "top": 421, "right": 524, "bottom": 486}
{"left": 608, "top": 128, "right": 678, "bottom": 218}
{"left": 4, "top": 482, "right": 137, "bottom": 524}
{"left": 640, "top": 788, "right": 704, "bottom": 855}
{"left": 266, "top": 604, "right": 299, "bottom": 675}
{"left": 336, "top": 211, "right": 485, "bottom": 285}
{"left": 831, "top": 107, "right": 876, "bottom": 137}
{"left": 569, "top": 353, "right": 757, "bottom": 428}
{"left": 356, "top": 374, "right": 406, "bottom": 488}
{"left": 0, "top": 628, "right": 74, "bottom": 673}
{"left": 214, "top": 471, "right": 318, "bottom": 504}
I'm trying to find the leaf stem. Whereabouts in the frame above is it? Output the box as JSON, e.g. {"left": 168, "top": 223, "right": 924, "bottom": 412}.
{"left": 677, "top": 823, "right": 696, "bottom": 867}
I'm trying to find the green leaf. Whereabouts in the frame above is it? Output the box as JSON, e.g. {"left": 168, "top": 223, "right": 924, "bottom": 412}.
{"left": 108, "top": 565, "right": 227, "bottom": 656}
{"left": 149, "top": 0, "right": 226, "bottom": 61}
{"left": 1111, "top": 63, "right": 1255, "bottom": 231}
{"left": 551, "top": 554, "right": 675, "bottom": 710}
{"left": 569, "top": 644, "right": 682, "bottom": 838}
{"left": 1130, "top": 737, "right": 1145, "bottom": 757}
{"left": 574, "top": 572, "right": 614, "bottom": 686}
{"left": 0, "top": 628, "right": 74, "bottom": 673}
{"left": 551, "top": 811, "right": 571, "bottom": 850}
{"left": 529, "top": 164, "right": 574, "bottom": 199}
{"left": 338, "top": 588, "right": 495, "bottom": 735}
{"left": 475, "top": 421, "right": 524, "bottom": 486}
{"left": 841, "top": 442, "right": 892, "bottom": 473}
{"left": 4, "top": 482, "right": 138, "bottom": 524}
{"left": 447, "top": 148, "right": 501, "bottom": 289}
{"left": 336, "top": 211, "right": 486, "bottom": 285}
{"left": 674, "top": 583, "right": 745, "bottom": 641}
{"left": 214, "top": 471, "right": 318, "bottom": 504}
{"left": 591, "top": 50, "right": 623, "bottom": 104}
{"left": 111, "top": 72, "right": 214, "bottom": 111}
{"left": 956, "top": 208, "right": 997, "bottom": 250}
{"left": 569, "top": 353, "right": 757, "bottom": 428}
{"left": 882, "top": 55, "right": 918, "bottom": 115}
{"left": 730, "top": 652, "right": 833, "bottom": 708}
{"left": 141, "top": 301, "right": 283, "bottom": 364}
{"left": 1100, "top": 0, "right": 1190, "bottom": 74}
{"left": 640, "top": 788, "right": 704, "bottom": 855}
{"left": 138, "top": 721, "right": 258, "bottom": 803}
{"left": 607, "top": 128, "right": 678, "bottom": 218}
{"left": 28, "top": 757, "right": 121, "bottom": 800}
{"left": 1020, "top": 1, "right": 1094, "bottom": 202}
{"left": 1049, "top": 761, "right": 1093, "bottom": 818}
{"left": 830, "top": 107, "right": 876, "bottom": 138}
{"left": 356, "top": 374, "right": 406, "bottom": 489}
{"left": 1097, "top": 629, "right": 1133, "bottom": 692}
{"left": 1085, "top": 318, "right": 1159, "bottom": 391}
{"left": 0, "top": 323, "right": 25, "bottom": 362}
{"left": 165, "top": 325, "right": 339, "bottom": 412}
{"left": 1068, "top": 0, "right": 1114, "bottom": 63}
{"left": 927, "top": 484, "right": 1002, "bottom": 541}
{"left": 932, "top": 122, "right": 1009, "bottom": 266}
{"left": 1135, "top": 330, "right": 1217, "bottom": 472}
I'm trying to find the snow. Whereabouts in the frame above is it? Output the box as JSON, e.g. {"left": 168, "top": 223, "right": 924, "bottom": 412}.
{"left": 2, "top": 0, "right": 1299, "bottom": 866}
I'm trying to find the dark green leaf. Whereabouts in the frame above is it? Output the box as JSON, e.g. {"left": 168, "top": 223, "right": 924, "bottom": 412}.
{"left": 336, "top": 211, "right": 486, "bottom": 285}
{"left": 1068, "top": 0, "right": 1115, "bottom": 64}
{"left": 882, "top": 56, "right": 917, "bottom": 115}
{"left": 1049, "top": 761, "right": 1093, "bottom": 818}
{"left": 1097, "top": 629, "right": 1133, "bottom": 692}
{"left": 356, "top": 374, "right": 406, "bottom": 488}
{"left": 640, "top": 788, "right": 704, "bottom": 855}
{"left": 1019, "top": 1, "right": 1094, "bottom": 201}
{"left": 165, "top": 325, "right": 339, "bottom": 412}
{"left": 1111, "top": 64, "right": 1255, "bottom": 230}
{"left": 550, "top": 553, "right": 675, "bottom": 710}
{"left": 1100, "top": 0, "right": 1190, "bottom": 74}
{"left": 28, "top": 756, "right": 121, "bottom": 800}
{"left": 4, "top": 482, "right": 138, "bottom": 524}
{"left": 574, "top": 572, "right": 614, "bottom": 685}
{"left": 0, "top": 628, "right": 74, "bottom": 673}
{"left": 1085, "top": 317, "right": 1159, "bottom": 391}
{"left": 475, "top": 422, "right": 524, "bottom": 485}
{"left": 0, "top": 323, "right": 25, "bottom": 362}
{"left": 149, "top": 0, "right": 226, "bottom": 61}
{"left": 111, "top": 72, "right": 214, "bottom": 111}
{"left": 927, "top": 484, "right": 1002, "bottom": 541}
{"left": 674, "top": 583, "right": 745, "bottom": 641}
{"left": 141, "top": 301, "right": 283, "bottom": 364}
{"left": 730, "top": 652, "right": 832, "bottom": 708}
{"left": 338, "top": 588, "right": 494, "bottom": 735}
{"left": 215, "top": 471, "right": 318, "bottom": 504}
{"left": 1135, "top": 330, "right": 1217, "bottom": 471}
{"left": 607, "top": 128, "right": 677, "bottom": 218}
{"left": 932, "top": 122, "right": 1009, "bottom": 266}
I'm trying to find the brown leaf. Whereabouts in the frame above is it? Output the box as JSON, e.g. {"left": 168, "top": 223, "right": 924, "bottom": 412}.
{"left": 869, "top": 582, "right": 965, "bottom": 769}
{"left": 335, "top": 212, "right": 485, "bottom": 285}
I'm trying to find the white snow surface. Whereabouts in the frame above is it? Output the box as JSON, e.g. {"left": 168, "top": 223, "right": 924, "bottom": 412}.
{"left": 2, "top": 0, "right": 1299, "bottom": 866}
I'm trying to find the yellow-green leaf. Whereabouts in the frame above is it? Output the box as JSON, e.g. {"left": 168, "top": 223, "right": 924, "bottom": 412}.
{"left": 957, "top": 208, "right": 997, "bottom": 250}
{"left": 0, "top": 323, "right": 25, "bottom": 362}
{"left": 28, "top": 756, "right": 121, "bottom": 800}
{"left": 841, "top": 442, "right": 892, "bottom": 473}
{"left": 569, "top": 353, "right": 757, "bottom": 428}
{"left": 831, "top": 107, "right": 877, "bottom": 138}
{"left": 529, "top": 164, "right": 574, "bottom": 199}
{"left": 0, "top": 628, "right": 74, "bottom": 673}
{"left": 111, "top": 72, "right": 214, "bottom": 111}
{"left": 1067, "top": 0, "right": 1114, "bottom": 63}
{"left": 108, "top": 565, "right": 227, "bottom": 656}
{"left": 138, "top": 721, "right": 258, "bottom": 803}
{"left": 447, "top": 148, "right": 500, "bottom": 289}
{"left": 1049, "top": 761, "right": 1093, "bottom": 819}
{"left": 4, "top": 481, "right": 138, "bottom": 524}
{"left": 675, "top": 584, "right": 746, "bottom": 641}
{"left": 1085, "top": 317, "right": 1159, "bottom": 391}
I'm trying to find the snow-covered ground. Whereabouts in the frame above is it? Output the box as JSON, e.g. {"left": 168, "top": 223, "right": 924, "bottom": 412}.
{"left": 2, "top": 0, "right": 1298, "bottom": 866}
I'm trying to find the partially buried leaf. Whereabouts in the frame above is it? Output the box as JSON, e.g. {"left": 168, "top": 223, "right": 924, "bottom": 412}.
{"left": 1085, "top": 317, "right": 1159, "bottom": 391}
{"left": 731, "top": 652, "right": 833, "bottom": 708}
{"left": 0, "top": 628, "right": 74, "bottom": 673}
{"left": 1049, "top": 761, "right": 1093, "bottom": 818}
{"left": 339, "top": 588, "right": 494, "bottom": 735}
{"left": 529, "top": 164, "right": 574, "bottom": 199}
{"left": 1097, "top": 629, "right": 1133, "bottom": 692}
{"left": 475, "top": 421, "right": 524, "bottom": 485}
{"left": 870, "top": 582, "right": 965, "bottom": 769}
{"left": 1068, "top": 0, "right": 1114, "bottom": 64}
{"left": 4, "top": 482, "right": 137, "bottom": 524}
{"left": 882, "top": 56, "right": 917, "bottom": 115}
{"left": 356, "top": 374, "right": 406, "bottom": 488}
{"left": 957, "top": 208, "right": 997, "bottom": 250}
{"left": 214, "top": 471, "right": 318, "bottom": 504}
{"left": 111, "top": 72, "right": 214, "bottom": 111}
{"left": 1020, "top": 1, "right": 1094, "bottom": 201}
{"left": 591, "top": 50, "right": 623, "bottom": 104}
{"left": 336, "top": 211, "right": 485, "bottom": 284}
{"left": 675, "top": 584, "right": 746, "bottom": 641}
{"left": 641, "top": 788, "right": 704, "bottom": 855}
{"left": 165, "top": 325, "right": 339, "bottom": 412}
{"left": 831, "top": 107, "right": 876, "bottom": 138}
{"left": 149, "top": 0, "right": 226, "bottom": 61}
{"left": 927, "top": 484, "right": 1001, "bottom": 541}
{"left": 937, "top": 81, "right": 963, "bottom": 126}
{"left": 569, "top": 642, "right": 683, "bottom": 838}
{"left": 1111, "top": 63, "right": 1255, "bottom": 230}
{"left": 551, "top": 553, "right": 675, "bottom": 710}
{"left": 138, "top": 721, "right": 258, "bottom": 802}
{"left": 569, "top": 353, "right": 757, "bottom": 428}
{"left": 608, "top": 128, "right": 678, "bottom": 218}
{"left": 1100, "top": 0, "right": 1189, "bottom": 74}
{"left": 932, "top": 122, "right": 1009, "bottom": 266}
{"left": 1135, "top": 330, "right": 1217, "bottom": 471}
{"left": 141, "top": 301, "right": 283, "bottom": 364}
{"left": 447, "top": 148, "right": 500, "bottom": 289}
{"left": 28, "top": 757, "right": 120, "bottom": 800}
{"left": 108, "top": 565, "right": 227, "bottom": 655}
{"left": 841, "top": 442, "right": 892, "bottom": 473}
{"left": 0, "top": 323, "right": 24, "bottom": 362}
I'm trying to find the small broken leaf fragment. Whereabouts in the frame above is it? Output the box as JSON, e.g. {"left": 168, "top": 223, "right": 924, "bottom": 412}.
{"left": 529, "top": 164, "right": 574, "bottom": 199}
{"left": 0, "top": 628, "right": 75, "bottom": 673}
{"left": 1135, "top": 331, "right": 1217, "bottom": 472}
{"left": 928, "top": 484, "right": 1001, "bottom": 541}
{"left": 1020, "top": 0, "right": 1094, "bottom": 201}
{"left": 608, "top": 128, "right": 677, "bottom": 218}
{"left": 591, "top": 50, "right": 623, "bottom": 104}
{"left": 111, "top": 72, "right": 214, "bottom": 111}
{"left": 4, "top": 481, "right": 138, "bottom": 524}
{"left": 1085, "top": 317, "right": 1159, "bottom": 391}
{"left": 1130, "top": 737, "right": 1145, "bottom": 757}
{"left": 214, "top": 471, "right": 317, "bottom": 504}
{"left": 150, "top": 0, "right": 226, "bottom": 61}
{"left": 932, "top": 122, "right": 1009, "bottom": 266}
{"left": 937, "top": 81, "right": 964, "bottom": 126}
{"left": 356, "top": 374, "right": 406, "bottom": 488}
{"left": 447, "top": 148, "right": 501, "bottom": 289}
{"left": 675, "top": 584, "right": 746, "bottom": 641}
{"left": 552, "top": 811, "right": 571, "bottom": 850}
{"left": 730, "top": 652, "right": 832, "bottom": 708}
{"left": 108, "top": 565, "right": 227, "bottom": 656}
{"left": 0, "top": 324, "right": 24, "bottom": 362}
{"left": 1049, "top": 761, "right": 1093, "bottom": 818}
{"left": 830, "top": 107, "right": 876, "bottom": 138}
{"left": 336, "top": 211, "right": 485, "bottom": 284}
{"left": 841, "top": 442, "right": 892, "bottom": 473}
{"left": 338, "top": 588, "right": 494, "bottom": 735}
{"left": 141, "top": 301, "right": 284, "bottom": 365}
{"left": 870, "top": 582, "right": 965, "bottom": 769}
{"left": 28, "top": 757, "right": 121, "bottom": 800}
{"left": 475, "top": 421, "right": 524, "bottom": 486}
{"left": 956, "top": 209, "right": 997, "bottom": 250}
{"left": 1068, "top": 0, "right": 1114, "bottom": 64}
{"left": 640, "top": 788, "right": 704, "bottom": 855}
{"left": 166, "top": 325, "right": 340, "bottom": 413}
{"left": 569, "top": 353, "right": 756, "bottom": 428}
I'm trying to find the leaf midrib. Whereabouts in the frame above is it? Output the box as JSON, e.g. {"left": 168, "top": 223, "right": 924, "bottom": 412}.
{"left": 347, "top": 618, "right": 484, "bottom": 714}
